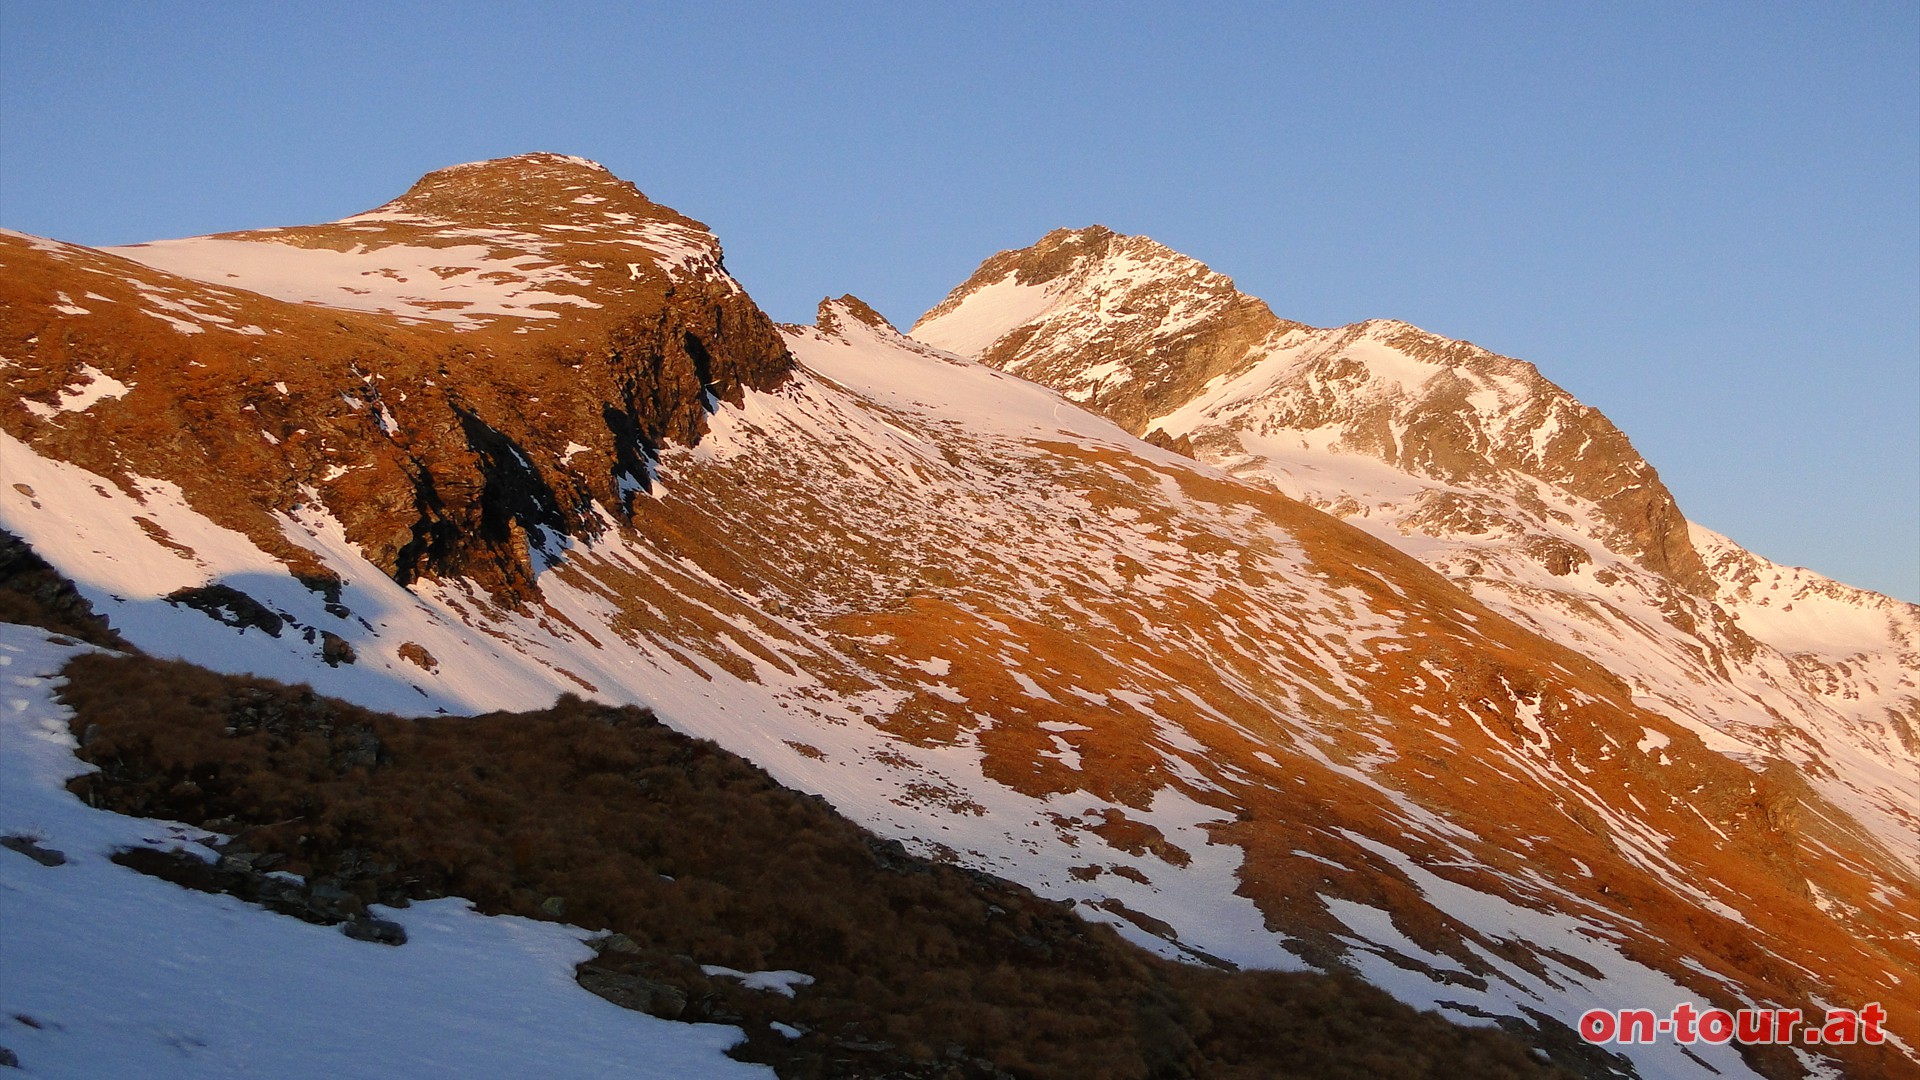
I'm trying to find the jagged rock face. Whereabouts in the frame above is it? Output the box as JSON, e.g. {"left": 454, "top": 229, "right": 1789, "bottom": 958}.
{"left": 914, "top": 227, "right": 1709, "bottom": 591}
{"left": 915, "top": 227, "right": 1303, "bottom": 437}
{"left": 1260, "top": 320, "right": 1710, "bottom": 592}
{"left": 0, "top": 154, "right": 792, "bottom": 599}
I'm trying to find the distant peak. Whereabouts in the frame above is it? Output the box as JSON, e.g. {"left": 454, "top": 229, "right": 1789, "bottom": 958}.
{"left": 912, "top": 226, "right": 1291, "bottom": 435}
{"left": 1001, "top": 225, "right": 1122, "bottom": 288}
{"left": 1035, "top": 223, "right": 1118, "bottom": 248}
{"left": 816, "top": 295, "right": 896, "bottom": 336}
{"left": 913, "top": 225, "right": 1253, "bottom": 341}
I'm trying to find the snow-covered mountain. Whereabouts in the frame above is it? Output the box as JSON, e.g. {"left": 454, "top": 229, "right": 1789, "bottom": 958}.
{"left": 914, "top": 225, "right": 1920, "bottom": 880}
{"left": 3, "top": 158, "right": 1915, "bottom": 1080}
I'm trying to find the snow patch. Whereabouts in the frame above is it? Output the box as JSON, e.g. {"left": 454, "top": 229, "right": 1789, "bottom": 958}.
{"left": 912, "top": 273, "right": 1058, "bottom": 357}
{"left": 107, "top": 237, "right": 603, "bottom": 328}
{"left": 699, "top": 966, "right": 815, "bottom": 999}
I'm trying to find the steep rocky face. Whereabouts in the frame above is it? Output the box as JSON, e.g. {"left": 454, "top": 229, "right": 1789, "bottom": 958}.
{"left": 1, "top": 154, "right": 792, "bottom": 600}
{"left": 915, "top": 227, "right": 1303, "bottom": 437}
{"left": 1259, "top": 319, "right": 1710, "bottom": 592}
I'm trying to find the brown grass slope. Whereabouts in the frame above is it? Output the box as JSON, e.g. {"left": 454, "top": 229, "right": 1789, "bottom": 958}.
{"left": 60, "top": 647, "right": 1576, "bottom": 1080}
{"left": 622, "top": 317, "right": 1919, "bottom": 1080}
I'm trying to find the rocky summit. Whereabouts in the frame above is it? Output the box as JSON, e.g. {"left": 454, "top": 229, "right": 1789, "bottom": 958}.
{"left": 3, "top": 157, "right": 1916, "bottom": 1080}
{"left": 4, "top": 153, "right": 791, "bottom": 600}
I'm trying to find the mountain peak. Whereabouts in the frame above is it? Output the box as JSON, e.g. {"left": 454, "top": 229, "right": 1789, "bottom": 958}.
{"left": 912, "top": 226, "right": 1293, "bottom": 433}
{"left": 359, "top": 152, "right": 674, "bottom": 229}
{"left": 915, "top": 227, "right": 1713, "bottom": 593}
{"left": 7, "top": 153, "right": 795, "bottom": 601}
{"left": 98, "top": 152, "right": 744, "bottom": 347}
{"left": 420, "top": 151, "right": 615, "bottom": 184}
{"left": 815, "top": 294, "right": 896, "bottom": 336}
{"left": 917, "top": 224, "right": 1238, "bottom": 320}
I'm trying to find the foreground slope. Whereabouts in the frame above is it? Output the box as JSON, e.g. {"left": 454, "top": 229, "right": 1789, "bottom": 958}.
{"left": 0, "top": 566, "right": 1571, "bottom": 1079}
{"left": 3, "top": 161, "right": 1915, "bottom": 1079}
{"left": 0, "top": 623, "right": 775, "bottom": 1080}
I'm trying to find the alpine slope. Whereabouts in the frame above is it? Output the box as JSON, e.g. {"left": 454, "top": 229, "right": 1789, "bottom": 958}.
{"left": 913, "top": 225, "right": 1919, "bottom": 881}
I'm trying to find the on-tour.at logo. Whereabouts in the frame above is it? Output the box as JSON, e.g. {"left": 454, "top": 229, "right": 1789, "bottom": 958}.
{"left": 1578, "top": 1002, "right": 1888, "bottom": 1047}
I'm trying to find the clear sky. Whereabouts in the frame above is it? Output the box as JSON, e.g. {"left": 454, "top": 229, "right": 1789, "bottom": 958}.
{"left": 3, "top": 2, "right": 1915, "bottom": 600}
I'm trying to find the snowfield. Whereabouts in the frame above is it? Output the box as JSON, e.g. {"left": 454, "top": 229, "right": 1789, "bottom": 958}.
{"left": 106, "top": 236, "right": 605, "bottom": 327}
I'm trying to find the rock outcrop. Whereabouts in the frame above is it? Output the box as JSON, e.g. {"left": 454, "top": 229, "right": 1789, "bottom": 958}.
{"left": 1, "top": 154, "right": 793, "bottom": 601}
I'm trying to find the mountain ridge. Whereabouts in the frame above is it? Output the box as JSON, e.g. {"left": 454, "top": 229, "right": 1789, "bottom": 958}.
{"left": 911, "top": 227, "right": 1710, "bottom": 591}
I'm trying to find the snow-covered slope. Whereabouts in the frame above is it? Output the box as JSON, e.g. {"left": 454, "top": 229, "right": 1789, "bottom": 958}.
{"left": 4, "top": 163, "right": 1915, "bottom": 1079}
{"left": 913, "top": 227, "right": 1920, "bottom": 891}
{"left": 0, "top": 624, "right": 770, "bottom": 1080}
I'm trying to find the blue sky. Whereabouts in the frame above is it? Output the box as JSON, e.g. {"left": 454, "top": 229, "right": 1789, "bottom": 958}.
{"left": 3, "top": 2, "right": 1915, "bottom": 599}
